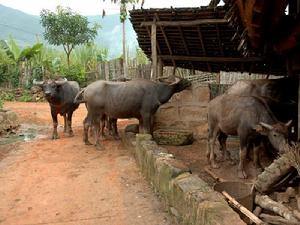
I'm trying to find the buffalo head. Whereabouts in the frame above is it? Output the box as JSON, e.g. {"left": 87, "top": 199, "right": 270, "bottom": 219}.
{"left": 33, "top": 78, "right": 68, "bottom": 101}
{"left": 255, "top": 120, "right": 292, "bottom": 153}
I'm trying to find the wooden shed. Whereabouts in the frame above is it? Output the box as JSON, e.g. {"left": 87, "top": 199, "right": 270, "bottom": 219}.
{"left": 129, "top": 6, "right": 288, "bottom": 78}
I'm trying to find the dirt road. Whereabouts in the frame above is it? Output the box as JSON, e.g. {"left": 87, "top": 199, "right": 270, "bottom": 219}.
{"left": 0, "top": 102, "right": 173, "bottom": 225}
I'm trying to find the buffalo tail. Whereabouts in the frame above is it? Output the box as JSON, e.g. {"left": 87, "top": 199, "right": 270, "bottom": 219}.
{"left": 74, "top": 88, "right": 86, "bottom": 104}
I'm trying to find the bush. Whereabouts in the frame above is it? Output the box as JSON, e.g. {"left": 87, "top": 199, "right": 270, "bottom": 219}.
{"left": 60, "top": 64, "right": 86, "bottom": 86}
{"left": 0, "top": 98, "right": 3, "bottom": 109}
{"left": 18, "top": 92, "right": 32, "bottom": 102}
{"left": 1, "top": 92, "right": 15, "bottom": 101}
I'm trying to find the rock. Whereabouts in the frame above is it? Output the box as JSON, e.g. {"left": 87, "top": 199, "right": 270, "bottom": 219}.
{"left": 0, "top": 109, "right": 19, "bottom": 134}
{"left": 125, "top": 124, "right": 139, "bottom": 133}
{"left": 286, "top": 187, "right": 297, "bottom": 198}
{"left": 153, "top": 129, "right": 193, "bottom": 146}
{"left": 275, "top": 192, "right": 290, "bottom": 203}
{"left": 31, "top": 85, "right": 42, "bottom": 94}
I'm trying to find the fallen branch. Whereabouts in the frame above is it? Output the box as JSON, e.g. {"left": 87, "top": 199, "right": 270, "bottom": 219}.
{"left": 259, "top": 213, "right": 299, "bottom": 225}
{"left": 255, "top": 194, "right": 299, "bottom": 223}
{"left": 222, "top": 191, "right": 266, "bottom": 225}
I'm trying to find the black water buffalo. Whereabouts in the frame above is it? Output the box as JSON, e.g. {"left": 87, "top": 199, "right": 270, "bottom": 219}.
{"left": 207, "top": 94, "right": 291, "bottom": 179}
{"left": 75, "top": 77, "right": 191, "bottom": 148}
{"left": 33, "top": 78, "right": 80, "bottom": 139}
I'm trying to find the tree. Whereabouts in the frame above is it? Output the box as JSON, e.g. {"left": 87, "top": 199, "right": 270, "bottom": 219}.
{"left": 40, "top": 6, "right": 99, "bottom": 66}
{"left": 104, "top": 0, "right": 142, "bottom": 78}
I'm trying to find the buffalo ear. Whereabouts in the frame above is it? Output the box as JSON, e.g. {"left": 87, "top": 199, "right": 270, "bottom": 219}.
{"left": 253, "top": 124, "right": 268, "bottom": 136}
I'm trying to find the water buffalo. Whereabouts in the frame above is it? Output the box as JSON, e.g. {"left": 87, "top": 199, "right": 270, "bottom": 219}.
{"left": 75, "top": 77, "right": 191, "bottom": 148}
{"left": 207, "top": 94, "right": 291, "bottom": 179}
{"left": 226, "top": 77, "right": 298, "bottom": 129}
{"left": 33, "top": 78, "right": 80, "bottom": 139}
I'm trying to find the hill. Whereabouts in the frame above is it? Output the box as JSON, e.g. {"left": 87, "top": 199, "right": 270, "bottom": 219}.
{"left": 0, "top": 4, "right": 138, "bottom": 58}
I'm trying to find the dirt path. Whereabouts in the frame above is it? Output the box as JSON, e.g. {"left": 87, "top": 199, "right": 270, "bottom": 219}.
{"left": 0, "top": 102, "right": 173, "bottom": 225}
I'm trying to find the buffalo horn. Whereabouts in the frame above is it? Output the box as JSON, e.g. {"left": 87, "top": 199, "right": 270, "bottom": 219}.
{"left": 259, "top": 122, "right": 274, "bottom": 130}
{"left": 55, "top": 78, "right": 68, "bottom": 85}
{"left": 285, "top": 120, "right": 292, "bottom": 127}
{"left": 33, "top": 79, "right": 44, "bottom": 86}
{"left": 169, "top": 77, "right": 181, "bottom": 85}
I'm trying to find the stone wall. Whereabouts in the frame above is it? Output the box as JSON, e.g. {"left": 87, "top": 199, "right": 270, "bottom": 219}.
{"left": 154, "top": 83, "right": 210, "bottom": 140}
{"left": 122, "top": 133, "right": 246, "bottom": 225}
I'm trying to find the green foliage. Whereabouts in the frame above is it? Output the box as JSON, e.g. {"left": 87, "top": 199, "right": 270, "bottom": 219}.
{"left": 60, "top": 64, "right": 86, "bottom": 86}
{"left": 0, "top": 98, "right": 3, "bottom": 109}
{"left": 73, "top": 43, "right": 108, "bottom": 72}
{"left": 1, "top": 92, "right": 15, "bottom": 101}
{"left": 135, "top": 47, "right": 148, "bottom": 64}
{"left": 40, "top": 6, "right": 99, "bottom": 65}
{"left": 18, "top": 91, "right": 32, "bottom": 102}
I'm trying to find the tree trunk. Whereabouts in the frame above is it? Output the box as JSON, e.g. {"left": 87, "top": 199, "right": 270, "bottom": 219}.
{"left": 255, "top": 194, "right": 299, "bottom": 223}
{"left": 122, "top": 21, "right": 127, "bottom": 78}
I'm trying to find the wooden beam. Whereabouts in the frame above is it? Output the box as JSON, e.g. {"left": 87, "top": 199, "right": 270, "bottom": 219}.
{"left": 158, "top": 55, "right": 264, "bottom": 62}
{"left": 151, "top": 19, "right": 157, "bottom": 79}
{"left": 197, "top": 26, "right": 211, "bottom": 72}
{"left": 178, "top": 26, "right": 194, "bottom": 71}
{"left": 141, "top": 18, "right": 228, "bottom": 27}
{"left": 155, "top": 14, "right": 176, "bottom": 69}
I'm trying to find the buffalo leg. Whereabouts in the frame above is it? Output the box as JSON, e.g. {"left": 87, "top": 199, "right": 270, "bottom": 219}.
{"left": 207, "top": 127, "right": 220, "bottom": 169}
{"left": 218, "top": 132, "right": 235, "bottom": 165}
{"left": 66, "top": 111, "right": 74, "bottom": 137}
{"left": 141, "top": 113, "right": 151, "bottom": 134}
{"left": 63, "top": 115, "right": 67, "bottom": 133}
{"left": 100, "top": 115, "right": 106, "bottom": 139}
{"left": 110, "top": 118, "right": 120, "bottom": 140}
{"left": 93, "top": 115, "right": 103, "bottom": 150}
{"left": 238, "top": 137, "right": 248, "bottom": 179}
{"left": 83, "top": 114, "right": 92, "bottom": 145}
{"left": 51, "top": 111, "right": 59, "bottom": 139}
{"left": 253, "top": 143, "right": 264, "bottom": 176}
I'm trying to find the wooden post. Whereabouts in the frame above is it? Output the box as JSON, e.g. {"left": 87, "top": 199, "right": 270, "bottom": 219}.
{"left": 151, "top": 19, "right": 157, "bottom": 80}
{"left": 105, "top": 61, "right": 110, "bottom": 81}
{"left": 298, "top": 75, "right": 300, "bottom": 141}
{"left": 157, "top": 57, "right": 163, "bottom": 77}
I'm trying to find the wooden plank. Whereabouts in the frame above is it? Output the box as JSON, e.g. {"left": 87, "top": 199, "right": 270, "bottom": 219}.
{"left": 151, "top": 20, "right": 157, "bottom": 79}
{"left": 141, "top": 18, "right": 228, "bottom": 27}
{"left": 158, "top": 55, "right": 264, "bottom": 62}
{"left": 222, "top": 191, "right": 266, "bottom": 225}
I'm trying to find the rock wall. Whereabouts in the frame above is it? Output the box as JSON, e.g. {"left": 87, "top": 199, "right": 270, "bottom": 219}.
{"left": 123, "top": 133, "right": 246, "bottom": 225}
{"left": 154, "top": 83, "right": 210, "bottom": 140}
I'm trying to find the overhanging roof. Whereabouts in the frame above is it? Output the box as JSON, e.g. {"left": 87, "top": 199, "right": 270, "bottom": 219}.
{"left": 129, "top": 6, "right": 287, "bottom": 75}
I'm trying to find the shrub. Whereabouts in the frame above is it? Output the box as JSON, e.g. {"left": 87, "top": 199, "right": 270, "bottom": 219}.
{"left": 60, "top": 64, "right": 86, "bottom": 86}
{"left": 18, "top": 92, "right": 32, "bottom": 102}
{"left": 1, "top": 92, "right": 15, "bottom": 101}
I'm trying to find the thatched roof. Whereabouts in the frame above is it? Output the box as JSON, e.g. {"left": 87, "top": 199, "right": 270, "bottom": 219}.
{"left": 129, "top": 6, "right": 287, "bottom": 75}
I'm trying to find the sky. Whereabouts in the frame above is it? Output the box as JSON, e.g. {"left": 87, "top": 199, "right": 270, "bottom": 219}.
{"left": 0, "top": 0, "right": 212, "bottom": 16}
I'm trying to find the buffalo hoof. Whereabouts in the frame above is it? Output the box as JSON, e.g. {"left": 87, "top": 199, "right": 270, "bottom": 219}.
{"left": 229, "top": 160, "right": 236, "bottom": 165}
{"left": 52, "top": 135, "right": 59, "bottom": 140}
{"left": 210, "top": 161, "right": 220, "bottom": 169}
{"left": 95, "top": 144, "right": 104, "bottom": 150}
{"left": 113, "top": 135, "right": 121, "bottom": 140}
{"left": 238, "top": 170, "right": 248, "bottom": 179}
{"left": 68, "top": 132, "right": 74, "bottom": 137}
{"left": 84, "top": 140, "right": 93, "bottom": 145}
